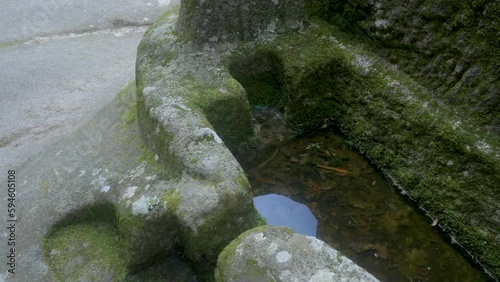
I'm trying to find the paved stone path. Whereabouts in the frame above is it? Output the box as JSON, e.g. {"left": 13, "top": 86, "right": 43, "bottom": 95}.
{"left": 0, "top": 0, "right": 178, "bottom": 172}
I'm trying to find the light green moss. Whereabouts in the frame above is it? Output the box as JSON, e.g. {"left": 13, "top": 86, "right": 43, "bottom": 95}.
{"left": 215, "top": 225, "right": 270, "bottom": 282}
{"left": 0, "top": 41, "right": 20, "bottom": 49}
{"left": 161, "top": 189, "right": 181, "bottom": 213}
{"left": 121, "top": 100, "right": 137, "bottom": 124}
{"left": 184, "top": 77, "right": 256, "bottom": 151}
{"left": 142, "top": 4, "right": 181, "bottom": 40}
{"left": 155, "top": 4, "right": 181, "bottom": 23}
{"left": 116, "top": 203, "right": 146, "bottom": 254}
{"left": 234, "top": 173, "right": 254, "bottom": 194}
{"left": 117, "top": 82, "right": 138, "bottom": 125}
{"left": 40, "top": 179, "right": 49, "bottom": 195}
{"left": 180, "top": 192, "right": 264, "bottom": 279}
{"left": 42, "top": 222, "right": 127, "bottom": 281}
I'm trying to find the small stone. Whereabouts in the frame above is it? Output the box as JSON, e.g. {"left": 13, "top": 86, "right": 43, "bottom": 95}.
{"left": 374, "top": 244, "right": 389, "bottom": 259}
{"left": 416, "top": 267, "right": 430, "bottom": 277}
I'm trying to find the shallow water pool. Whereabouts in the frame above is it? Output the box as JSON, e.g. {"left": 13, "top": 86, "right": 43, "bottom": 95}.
{"left": 237, "top": 112, "right": 489, "bottom": 282}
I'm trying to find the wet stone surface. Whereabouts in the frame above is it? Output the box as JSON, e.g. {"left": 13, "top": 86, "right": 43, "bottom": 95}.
{"left": 237, "top": 106, "right": 489, "bottom": 282}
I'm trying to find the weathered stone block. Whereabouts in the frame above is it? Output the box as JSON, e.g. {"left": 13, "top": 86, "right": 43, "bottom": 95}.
{"left": 215, "top": 225, "right": 380, "bottom": 282}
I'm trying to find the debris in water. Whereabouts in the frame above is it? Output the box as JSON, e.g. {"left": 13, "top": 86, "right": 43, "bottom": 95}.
{"left": 374, "top": 244, "right": 389, "bottom": 259}
{"left": 316, "top": 164, "right": 350, "bottom": 175}
{"left": 307, "top": 178, "right": 333, "bottom": 191}
{"left": 431, "top": 218, "right": 439, "bottom": 226}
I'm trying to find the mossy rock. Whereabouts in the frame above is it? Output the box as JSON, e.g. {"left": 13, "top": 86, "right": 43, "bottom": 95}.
{"left": 43, "top": 222, "right": 128, "bottom": 282}
{"left": 215, "top": 225, "right": 379, "bottom": 281}
{"left": 307, "top": 0, "right": 500, "bottom": 134}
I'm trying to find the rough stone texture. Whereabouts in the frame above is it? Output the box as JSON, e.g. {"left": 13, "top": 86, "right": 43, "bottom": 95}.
{"left": 165, "top": 0, "right": 498, "bottom": 279}
{"left": 3, "top": 81, "right": 254, "bottom": 281}
{"left": 136, "top": 6, "right": 265, "bottom": 275}
{"left": 0, "top": 0, "right": 179, "bottom": 43}
{"left": 7, "top": 0, "right": 497, "bottom": 280}
{"left": 215, "top": 225, "right": 380, "bottom": 282}
{"left": 135, "top": 4, "right": 374, "bottom": 280}
{"left": 307, "top": 0, "right": 500, "bottom": 134}
{"left": 230, "top": 26, "right": 499, "bottom": 280}
{"left": 177, "top": 0, "right": 305, "bottom": 44}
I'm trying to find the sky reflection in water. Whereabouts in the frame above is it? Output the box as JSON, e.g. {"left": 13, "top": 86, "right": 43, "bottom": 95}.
{"left": 253, "top": 193, "right": 317, "bottom": 237}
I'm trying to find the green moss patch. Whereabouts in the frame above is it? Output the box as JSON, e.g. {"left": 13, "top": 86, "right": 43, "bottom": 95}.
{"left": 0, "top": 41, "right": 21, "bottom": 49}
{"left": 161, "top": 189, "right": 181, "bottom": 213}
{"left": 307, "top": 0, "right": 500, "bottom": 132}
{"left": 215, "top": 225, "right": 270, "bottom": 282}
{"left": 42, "top": 203, "right": 126, "bottom": 281}
{"left": 184, "top": 76, "right": 256, "bottom": 151}
{"left": 180, "top": 192, "right": 265, "bottom": 280}
{"left": 43, "top": 222, "right": 127, "bottom": 281}
{"left": 229, "top": 50, "right": 285, "bottom": 108}
{"left": 121, "top": 99, "right": 137, "bottom": 124}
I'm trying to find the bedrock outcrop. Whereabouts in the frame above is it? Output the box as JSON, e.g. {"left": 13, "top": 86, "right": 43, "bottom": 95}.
{"left": 8, "top": 83, "right": 174, "bottom": 280}
{"left": 10, "top": 0, "right": 498, "bottom": 280}
{"left": 307, "top": 0, "right": 500, "bottom": 134}
{"left": 11, "top": 81, "right": 261, "bottom": 281}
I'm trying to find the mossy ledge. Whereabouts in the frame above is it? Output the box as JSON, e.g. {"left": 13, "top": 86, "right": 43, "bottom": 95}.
{"left": 135, "top": 5, "right": 265, "bottom": 278}
{"left": 43, "top": 221, "right": 128, "bottom": 281}
{"left": 214, "top": 225, "right": 271, "bottom": 281}
{"left": 39, "top": 82, "right": 182, "bottom": 280}
{"left": 41, "top": 203, "right": 127, "bottom": 281}
{"left": 305, "top": 0, "right": 500, "bottom": 134}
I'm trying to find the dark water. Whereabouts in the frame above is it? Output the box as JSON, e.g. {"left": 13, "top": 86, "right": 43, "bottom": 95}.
{"left": 238, "top": 107, "right": 488, "bottom": 282}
